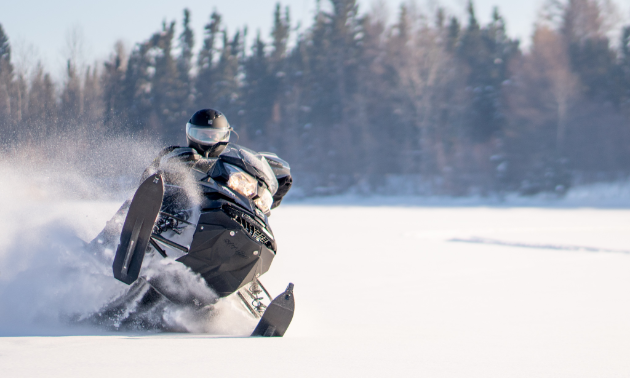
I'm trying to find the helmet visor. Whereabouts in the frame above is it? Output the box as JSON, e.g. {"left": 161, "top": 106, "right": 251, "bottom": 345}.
{"left": 186, "top": 123, "right": 231, "bottom": 144}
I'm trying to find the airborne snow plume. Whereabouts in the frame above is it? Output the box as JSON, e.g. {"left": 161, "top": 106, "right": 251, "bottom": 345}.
{"left": 0, "top": 135, "right": 253, "bottom": 336}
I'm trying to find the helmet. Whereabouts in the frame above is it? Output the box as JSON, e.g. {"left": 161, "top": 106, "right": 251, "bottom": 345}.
{"left": 186, "top": 109, "right": 232, "bottom": 157}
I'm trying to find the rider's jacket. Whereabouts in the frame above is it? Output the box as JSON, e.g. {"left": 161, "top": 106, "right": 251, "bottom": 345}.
{"left": 143, "top": 144, "right": 292, "bottom": 210}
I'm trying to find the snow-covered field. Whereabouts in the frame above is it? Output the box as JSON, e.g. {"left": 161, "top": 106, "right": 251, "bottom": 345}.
{"left": 1, "top": 146, "right": 630, "bottom": 377}
{"left": 2, "top": 200, "right": 630, "bottom": 377}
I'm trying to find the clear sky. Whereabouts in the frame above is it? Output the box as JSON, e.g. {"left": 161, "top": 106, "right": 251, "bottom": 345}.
{"left": 0, "top": 0, "right": 628, "bottom": 79}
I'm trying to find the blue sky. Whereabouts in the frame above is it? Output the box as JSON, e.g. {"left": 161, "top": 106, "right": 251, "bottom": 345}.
{"left": 0, "top": 0, "right": 627, "bottom": 79}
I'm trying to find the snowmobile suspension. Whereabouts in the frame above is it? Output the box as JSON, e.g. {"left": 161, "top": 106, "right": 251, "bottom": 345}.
{"left": 151, "top": 234, "right": 189, "bottom": 253}
{"left": 248, "top": 280, "right": 267, "bottom": 315}
{"left": 237, "top": 278, "right": 272, "bottom": 318}
{"left": 149, "top": 237, "right": 168, "bottom": 258}
{"left": 159, "top": 211, "right": 194, "bottom": 225}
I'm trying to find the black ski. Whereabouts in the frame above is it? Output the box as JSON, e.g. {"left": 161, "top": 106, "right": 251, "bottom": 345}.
{"left": 112, "top": 173, "right": 164, "bottom": 285}
{"left": 251, "top": 283, "right": 295, "bottom": 337}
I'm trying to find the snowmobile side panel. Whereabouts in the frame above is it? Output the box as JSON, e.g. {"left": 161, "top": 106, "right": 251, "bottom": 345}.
{"left": 113, "top": 173, "right": 164, "bottom": 285}
{"left": 176, "top": 206, "right": 276, "bottom": 297}
{"left": 251, "top": 283, "right": 295, "bottom": 337}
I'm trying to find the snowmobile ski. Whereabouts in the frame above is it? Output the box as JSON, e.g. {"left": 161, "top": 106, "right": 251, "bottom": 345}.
{"left": 112, "top": 173, "right": 164, "bottom": 285}
{"left": 251, "top": 283, "right": 295, "bottom": 337}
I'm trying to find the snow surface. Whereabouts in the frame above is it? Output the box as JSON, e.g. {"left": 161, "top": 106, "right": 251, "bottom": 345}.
{"left": 2, "top": 203, "right": 630, "bottom": 377}
{"left": 2, "top": 156, "right": 630, "bottom": 377}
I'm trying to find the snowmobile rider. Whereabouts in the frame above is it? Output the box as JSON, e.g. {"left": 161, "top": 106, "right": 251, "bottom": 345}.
{"left": 147, "top": 108, "right": 292, "bottom": 210}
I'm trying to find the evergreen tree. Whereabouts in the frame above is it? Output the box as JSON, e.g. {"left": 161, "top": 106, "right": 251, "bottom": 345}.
{"left": 151, "top": 21, "right": 180, "bottom": 141}
{"left": 83, "top": 65, "right": 102, "bottom": 126}
{"left": 298, "top": 0, "right": 364, "bottom": 189}
{"left": 102, "top": 41, "right": 127, "bottom": 131}
{"left": 446, "top": 16, "right": 461, "bottom": 52}
{"left": 560, "top": 0, "right": 617, "bottom": 101}
{"left": 195, "top": 11, "right": 222, "bottom": 109}
{"left": 59, "top": 60, "right": 82, "bottom": 127}
{"left": 620, "top": 26, "right": 630, "bottom": 113}
{"left": 120, "top": 39, "right": 155, "bottom": 132}
{"left": 458, "top": 2, "right": 518, "bottom": 143}
{"left": 383, "top": 4, "right": 418, "bottom": 173}
{"left": 212, "top": 29, "right": 241, "bottom": 114}
{"left": 26, "top": 63, "right": 56, "bottom": 138}
{"left": 271, "top": 4, "right": 290, "bottom": 63}
{"left": 347, "top": 7, "right": 390, "bottom": 187}
{"left": 13, "top": 71, "right": 26, "bottom": 124}
{"left": 242, "top": 31, "right": 272, "bottom": 141}
{"left": 264, "top": 3, "right": 291, "bottom": 147}
{"left": 0, "top": 24, "right": 14, "bottom": 133}
{"left": 176, "top": 9, "right": 194, "bottom": 118}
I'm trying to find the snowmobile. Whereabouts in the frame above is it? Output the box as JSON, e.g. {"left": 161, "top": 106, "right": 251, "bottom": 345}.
{"left": 88, "top": 144, "right": 294, "bottom": 336}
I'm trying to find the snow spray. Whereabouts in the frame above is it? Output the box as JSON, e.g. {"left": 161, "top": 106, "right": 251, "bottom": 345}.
{"left": 0, "top": 134, "right": 253, "bottom": 335}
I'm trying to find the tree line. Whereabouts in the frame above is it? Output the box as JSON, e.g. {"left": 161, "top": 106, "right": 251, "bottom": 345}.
{"left": 1, "top": 0, "right": 629, "bottom": 196}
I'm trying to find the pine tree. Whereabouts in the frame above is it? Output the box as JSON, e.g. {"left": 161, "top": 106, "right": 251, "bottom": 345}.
{"left": 119, "top": 38, "right": 156, "bottom": 133}
{"left": 620, "top": 26, "right": 630, "bottom": 113}
{"left": 347, "top": 8, "right": 390, "bottom": 187}
{"left": 264, "top": 4, "right": 292, "bottom": 146}
{"left": 151, "top": 21, "right": 180, "bottom": 141}
{"left": 13, "top": 71, "right": 27, "bottom": 125}
{"left": 59, "top": 59, "right": 82, "bottom": 128}
{"left": 102, "top": 41, "right": 127, "bottom": 131}
{"left": 195, "top": 11, "right": 222, "bottom": 109}
{"left": 26, "top": 63, "right": 56, "bottom": 138}
{"left": 212, "top": 29, "right": 241, "bottom": 114}
{"left": 176, "top": 9, "right": 194, "bottom": 118}
{"left": 271, "top": 4, "right": 290, "bottom": 64}
{"left": 560, "top": 0, "right": 617, "bottom": 101}
{"left": 296, "top": 0, "right": 364, "bottom": 189}
{"left": 83, "top": 65, "right": 102, "bottom": 126}
{"left": 458, "top": 2, "right": 504, "bottom": 142}
{"left": 383, "top": 4, "right": 418, "bottom": 174}
{"left": 446, "top": 16, "right": 461, "bottom": 52}
{"left": 328, "top": 0, "right": 361, "bottom": 125}
{"left": 0, "top": 24, "right": 14, "bottom": 134}
{"left": 242, "top": 31, "right": 272, "bottom": 142}
{"left": 480, "top": 7, "right": 519, "bottom": 136}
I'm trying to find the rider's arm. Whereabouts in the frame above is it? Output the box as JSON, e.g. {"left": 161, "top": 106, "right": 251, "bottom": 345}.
{"left": 272, "top": 174, "right": 292, "bottom": 209}
{"left": 139, "top": 146, "right": 180, "bottom": 182}
{"left": 259, "top": 152, "right": 292, "bottom": 209}
{"left": 139, "top": 146, "right": 201, "bottom": 182}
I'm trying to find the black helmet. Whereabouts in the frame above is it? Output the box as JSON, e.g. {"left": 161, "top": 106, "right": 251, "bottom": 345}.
{"left": 186, "top": 109, "right": 232, "bottom": 157}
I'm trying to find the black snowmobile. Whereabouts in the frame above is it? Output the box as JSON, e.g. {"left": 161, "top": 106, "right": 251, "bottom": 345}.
{"left": 87, "top": 144, "right": 294, "bottom": 336}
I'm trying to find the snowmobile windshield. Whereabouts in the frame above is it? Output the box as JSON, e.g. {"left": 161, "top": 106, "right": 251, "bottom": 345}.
{"left": 186, "top": 123, "right": 231, "bottom": 145}
{"left": 238, "top": 147, "right": 279, "bottom": 195}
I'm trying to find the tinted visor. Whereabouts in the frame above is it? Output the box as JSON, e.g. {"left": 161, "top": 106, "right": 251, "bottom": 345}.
{"left": 186, "top": 123, "right": 231, "bottom": 144}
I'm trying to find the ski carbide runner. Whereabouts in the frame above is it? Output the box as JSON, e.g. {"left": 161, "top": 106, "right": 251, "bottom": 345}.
{"left": 251, "top": 283, "right": 295, "bottom": 337}
{"left": 112, "top": 173, "right": 164, "bottom": 285}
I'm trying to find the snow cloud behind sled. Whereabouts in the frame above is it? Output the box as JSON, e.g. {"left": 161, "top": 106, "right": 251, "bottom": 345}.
{"left": 0, "top": 135, "right": 252, "bottom": 335}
